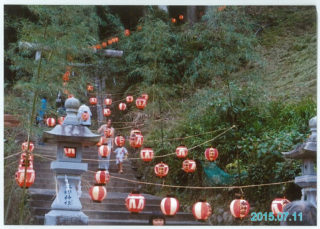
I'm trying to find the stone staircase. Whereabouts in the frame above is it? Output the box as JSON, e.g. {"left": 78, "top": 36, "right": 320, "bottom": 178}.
{"left": 29, "top": 143, "right": 208, "bottom": 225}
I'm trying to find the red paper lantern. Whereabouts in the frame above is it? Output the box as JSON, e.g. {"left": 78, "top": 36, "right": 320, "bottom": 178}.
{"left": 103, "top": 108, "right": 111, "bottom": 117}
{"left": 160, "top": 196, "right": 179, "bottom": 216}
{"left": 104, "top": 98, "right": 112, "bottom": 106}
{"left": 205, "top": 147, "right": 219, "bottom": 161}
{"left": 141, "top": 93, "right": 149, "bottom": 101}
{"left": 102, "top": 42, "right": 107, "bottom": 48}
{"left": 182, "top": 159, "right": 196, "bottom": 173}
{"left": 114, "top": 37, "right": 119, "bottom": 42}
{"left": 176, "top": 146, "right": 188, "bottom": 159}
{"left": 179, "top": 14, "right": 184, "bottom": 20}
{"left": 98, "top": 145, "right": 110, "bottom": 158}
{"left": 104, "top": 128, "right": 113, "bottom": 138}
{"left": 271, "top": 198, "right": 290, "bottom": 216}
{"left": 57, "top": 116, "right": 65, "bottom": 125}
{"left": 20, "top": 152, "right": 34, "bottom": 161}
{"left": 124, "top": 29, "right": 130, "bottom": 36}
{"left": 171, "top": 18, "right": 177, "bottom": 23}
{"left": 89, "top": 185, "right": 107, "bottom": 203}
{"left": 107, "top": 39, "right": 113, "bottom": 45}
{"left": 119, "top": 103, "right": 127, "bottom": 111}
{"left": 89, "top": 97, "right": 98, "bottom": 105}
{"left": 192, "top": 201, "right": 212, "bottom": 221}
{"left": 15, "top": 167, "right": 35, "bottom": 188}
{"left": 21, "top": 141, "right": 35, "bottom": 152}
{"left": 64, "top": 147, "right": 76, "bottom": 158}
{"left": 63, "top": 71, "right": 70, "bottom": 82}
{"left": 87, "top": 84, "right": 94, "bottom": 92}
{"left": 95, "top": 170, "right": 110, "bottom": 185}
{"left": 154, "top": 162, "right": 169, "bottom": 178}
{"left": 125, "top": 193, "right": 145, "bottom": 213}
{"left": 126, "top": 95, "right": 134, "bottom": 103}
{"left": 46, "top": 118, "right": 56, "bottom": 127}
{"left": 96, "top": 44, "right": 102, "bottom": 50}
{"left": 140, "top": 148, "right": 154, "bottom": 162}
{"left": 115, "top": 135, "right": 125, "bottom": 147}
{"left": 68, "top": 94, "right": 74, "bottom": 98}
{"left": 81, "top": 112, "right": 89, "bottom": 121}
{"left": 230, "top": 199, "right": 250, "bottom": 218}
{"left": 136, "top": 97, "right": 147, "bottom": 110}
{"left": 130, "top": 133, "right": 144, "bottom": 148}
{"left": 130, "top": 129, "right": 141, "bottom": 147}
{"left": 96, "top": 136, "right": 107, "bottom": 146}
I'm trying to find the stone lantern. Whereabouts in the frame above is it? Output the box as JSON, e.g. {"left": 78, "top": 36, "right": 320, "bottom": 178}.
{"left": 281, "top": 116, "right": 317, "bottom": 225}
{"left": 43, "top": 97, "right": 100, "bottom": 225}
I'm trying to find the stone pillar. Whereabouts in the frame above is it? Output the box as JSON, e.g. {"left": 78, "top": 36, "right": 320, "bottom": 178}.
{"left": 43, "top": 97, "right": 100, "bottom": 225}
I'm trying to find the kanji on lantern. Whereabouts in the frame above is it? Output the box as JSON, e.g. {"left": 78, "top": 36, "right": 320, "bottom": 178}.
{"left": 125, "top": 192, "right": 145, "bottom": 213}
{"left": 98, "top": 145, "right": 110, "bottom": 158}
{"left": 46, "top": 118, "right": 56, "bottom": 127}
{"left": 230, "top": 199, "right": 250, "bottom": 218}
{"left": 95, "top": 170, "right": 110, "bottom": 185}
{"left": 154, "top": 162, "right": 169, "bottom": 178}
{"left": 20, "top": 152, "right": 34, "bottom": 161}
{"left": 103, "top": 108, "right": 111, "bottom": 117}
{"left": 192, "top": 201, "right": 212, "bottom": 221}
{"left": 21, "top": 141, "right": 35, "bottom": 152}
{"left": 119, "top": 102, "right": 127, "bottom": 111}
{"left": 205, "top": 147, "right": 219, "bottom": 161}
{"left": 140, "top": 147, "right": 154, "bottom": 162}
{"left": 160, "top": 196, "right": 179, "bottom": 216}
{"left": 89, "top": 97, "right": 98, "bottom": 105}
{"left": 182, "top": 159, "right": 196, "bottom": 173}
{"left": 19, "top": 158, "right": 34, "bottom": 169}
{"left": 115, "top": 135, "right": 125, "bottom": 147}
{"left": 176, "top": 145, "right": 188, "bottom": 159}
{"left": 126, "top": 95, "right": 134, "bottom": 103}
{"left": 130, "top": 133, "right": 144, "bottom": 148}
{"left": 89, "top": 185, "right": 107, "bottom": 203}
{"left": 104, "top": 98, "right": 112, "bottom": 106}
{"left": 64, "top": 147, "right": 76, "bottom": 158}
{"left": 15, "top": 167, "right": 35, "bottom": 188}
{"left": 136, "top": 97, "right": 147, "bottom": 110}
{"left": 271, "top": 198, "right": 290, "bottom": 216}
{"left": 104, "top": 128, "right": 113, "bottom": 138}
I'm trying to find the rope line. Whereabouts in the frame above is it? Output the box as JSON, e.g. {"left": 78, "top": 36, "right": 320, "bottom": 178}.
{"left": 4, "top": 151, "right": 23, "bottom": 160}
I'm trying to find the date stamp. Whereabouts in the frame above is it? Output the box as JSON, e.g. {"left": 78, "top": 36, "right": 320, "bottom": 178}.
{"left": 251, "top": 212, "right": 302, "bottom": 222}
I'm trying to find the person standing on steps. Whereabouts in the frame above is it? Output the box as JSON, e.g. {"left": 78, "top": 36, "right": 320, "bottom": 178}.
{"left": 97, "top": 119, "right": 115, "bottom": 171}
{"left": 114, "top": 145, "right": 128, "bottom": 174}
{"left": 77, "top": 103, "right": 92, "bottom": 126}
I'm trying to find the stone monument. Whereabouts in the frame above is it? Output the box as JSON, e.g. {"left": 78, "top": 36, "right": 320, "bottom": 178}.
{"left": 43, "top": 97, "right": 100, "bottom": 225}
{"left": 281, "top": 116, "right": 317, "bottom": 225}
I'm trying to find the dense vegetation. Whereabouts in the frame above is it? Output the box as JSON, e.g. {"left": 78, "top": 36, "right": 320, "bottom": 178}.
{"left": 4, "top": 5, "right": 316, "bottom": 225}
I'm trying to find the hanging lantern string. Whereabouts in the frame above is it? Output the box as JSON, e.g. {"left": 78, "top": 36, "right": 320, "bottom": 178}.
{"left": 111, "top": 92, "right": 142, "bottom": 104}
{"left": 4, "top": 151, "right": 23, "bottom": 160}
{"left": 32, "top": 153, "right": 294, "bottom": 190}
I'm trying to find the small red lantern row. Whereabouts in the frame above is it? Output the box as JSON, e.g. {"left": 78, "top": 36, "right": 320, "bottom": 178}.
{"left": 161, "top": 196, "right": 179, "bottom": 216}
{"left": 81, "top": 112, "right": 89, "bottom": 121}
{"left": 119, "top": 103, "right": 127, "bottom": 111}
{"left": 126, "top": 193, "right": 145, "bottom": 213}
{"left": 104, "top": 128, "right": 113, "bottom": 138}
{"left": 15, "top": 167, "right": 35, "bottom": 188}
{"left": 205, "top": 147, "right": 218, "bottom": 161}
{"left": 64, "top": 147, "right": 76, "bottom": 158}
{"left": 103, "top": 108, "right": 111, "bottom": 117}
{"left": 126, "top": 96, "right": 134, "bottom": 103}
{"left": 154, "top": 162, "right": 169, "bottom": 178}
{"left": 230, "top": 199, "right": 250, "bottom": 218}
{"left": 89, "top": 185, "right": 107, "bottom": 203}
{"left": 104, "top": 98, "right": 112, "bottom": 106}
{"left": 140, "top": 148, "right": 154, "bottom": 162}
{"left": 98, "top": 145, "right": 110, "bottom": 158}
{"left": 115, "top": 135, "right": 125, "bottom": 147}
{"left": 271, "top": 198, "right": 290, "bottom": 216}
{"left": 192, "top": 201, "right": 212, "bottom": 221}
{"left": 46, "top": 118, "right": 56, "bottom": 127}
{"left": 57, "top": 116, "right": 65, "bottom": 125}
{"left": 182, "top": 159, "right": 196, "bottom": 173}
{"left": 136, "top": 97, "right": 147, "bottom": 110}
{"left": 124, "top": 29, "right": 130, "bottom": 37}
{"left": 176, "top": 146, "right": 188, "bottom": 159}
{"left": 21, "top": 141, "right": 35, "bottom": 152}
{"left": 90, "top": 97, "right": 98, "bottom": 105}
{"left": 95, "top": 170, "right": 110, "bottom": 185}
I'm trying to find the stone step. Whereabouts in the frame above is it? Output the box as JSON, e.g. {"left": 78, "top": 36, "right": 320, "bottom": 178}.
{"left": 32, "top": 207, "right": 195, "bottom": 221}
